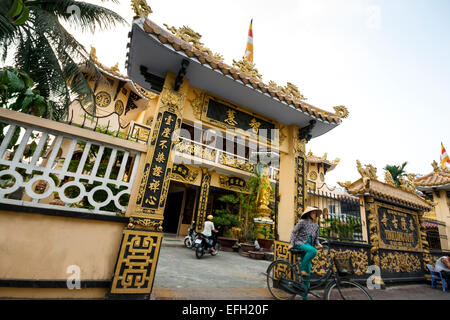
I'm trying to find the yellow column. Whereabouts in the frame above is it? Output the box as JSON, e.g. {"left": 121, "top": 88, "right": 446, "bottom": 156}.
{"left": 359, "top": 196, "right": 369, "bottom": 242}
{"left": 277, "top": 125, "right": 307, "bottom": 242}
{"left": 109, "top": 73, "right": 189, "bottom": 298}
{"left": 435, "top": 190, "right": 450, "bottom": 250}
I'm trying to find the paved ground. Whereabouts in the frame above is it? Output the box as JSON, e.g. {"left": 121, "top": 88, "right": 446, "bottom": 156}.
{"left": 152, "top": 240, "right": 450, "bottom": 300}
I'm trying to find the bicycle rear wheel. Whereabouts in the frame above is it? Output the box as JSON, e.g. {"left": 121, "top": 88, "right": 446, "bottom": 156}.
{"left": 266, "top": 260, "right": 299, "bottom": 300}
{"left": 324, "top": 280, "right": 372, "bottom": 300}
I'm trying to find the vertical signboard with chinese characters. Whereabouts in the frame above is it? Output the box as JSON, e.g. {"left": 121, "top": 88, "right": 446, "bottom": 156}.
{"left": 293, "top": 134, "right": 307, "bottom": 224}
{"left": 195, "top": 168, "right": 211, "bottom": 233}
{"left": 136, "top": 111, "right": 178, "bottom": 213}
{"left": 110, "top": 74, "right": 188, "bottom": 298}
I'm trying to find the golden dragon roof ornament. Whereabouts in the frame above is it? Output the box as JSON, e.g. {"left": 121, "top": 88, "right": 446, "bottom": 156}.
{"left": 337, "top": 181, "right": 352, "bottom": 190}
{"left": 89, "top": 46, "right": 119, "bottom": 74}
{"left": 431, "top": 160, "right": 449, "bottom": 173}
{"left": 232, "top": 57, "right": 262, "bottom": 80}
{"left": 357, "top": 160, "right": 378, "bottom": 180}
{"left": 398, "top": 174, "right": 417, "bottom": 193}
{"left": 356, "top": 160, "right": 378, "bottom": 190}
{"left": 131, "top": 0, "right": 152, "bottom": 18}
{"left": 384, "top": 171, "right": 396, "bottom": 187}
{"left": 282, "top": 82, "right": 307, "bottom": 101}
{"left": 163, "top": 24, "right": 223, "bottom": 62}
{"left": 333, "top": 105, "right": 349, "bottom": 119}
{"left": 268, "top": 81, "right": 307, "bottom": 101}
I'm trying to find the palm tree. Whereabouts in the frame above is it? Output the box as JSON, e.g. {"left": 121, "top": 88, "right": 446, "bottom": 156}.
{"left": 0, "top": 0, "right": 126, "bottom": 120}
{"left": 384, "top": 162, "right": 408, "bottom": 187}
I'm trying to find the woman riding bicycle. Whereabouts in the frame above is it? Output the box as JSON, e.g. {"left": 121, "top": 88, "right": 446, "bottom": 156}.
{"left": 288, "top": 206, "right": 323, "bottom": 300}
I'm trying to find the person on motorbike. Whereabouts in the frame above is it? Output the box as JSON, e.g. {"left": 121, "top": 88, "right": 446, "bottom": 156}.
{"left": 202, "top": 215, "right": 218, "bottom": 253}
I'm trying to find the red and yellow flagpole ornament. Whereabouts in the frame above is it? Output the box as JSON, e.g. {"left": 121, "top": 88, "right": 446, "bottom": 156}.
{"left": 244, "top": 19, "right": 254, "bottom": 62}
{"left": 441, "top": 142, "right": 450, "bottom": 170}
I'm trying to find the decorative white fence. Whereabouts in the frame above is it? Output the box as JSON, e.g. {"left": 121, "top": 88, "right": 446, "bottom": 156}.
{"left": 0, "top": 110, "right": 146, "bottom": 216}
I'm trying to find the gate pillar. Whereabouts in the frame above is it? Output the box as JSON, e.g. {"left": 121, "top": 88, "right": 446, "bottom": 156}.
{"left": 108, "top": 72, "right": 189, "bottom": 299}
{"left": 194, "top": 168, "right": 211, "bottom": 233}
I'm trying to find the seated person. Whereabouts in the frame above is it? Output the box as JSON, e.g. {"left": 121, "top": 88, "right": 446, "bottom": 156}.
{"left": 435, "top": 255, "right": 450, "bottom": 281}
{"left": 202, "top": 215, "right": 218, "bottom": 253}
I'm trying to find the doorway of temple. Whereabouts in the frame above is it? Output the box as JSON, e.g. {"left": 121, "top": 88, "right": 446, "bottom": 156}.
{"left": 162, "top": 181, "right": 199, "bottom": 236}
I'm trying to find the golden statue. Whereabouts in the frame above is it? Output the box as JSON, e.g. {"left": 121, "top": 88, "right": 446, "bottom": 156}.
{"left": 256, "top": 171, "right": 272, "bottom": 218}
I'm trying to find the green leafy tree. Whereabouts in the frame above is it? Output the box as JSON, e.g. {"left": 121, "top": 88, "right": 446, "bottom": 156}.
{"left": 0, "top": 67, "right": 50, "bottom": 148}
{"left": 384, "top": 162, "right": 408, "bottom": 187}
{"left": 0, "top": 66, "right": 48, "bottom": 114}
{"left": 238, "top": 171, "right": 266, "bottom": 243}
{"left": 0, "top": 0, "right": 126, "bottom": 120}
{"left": 213, "top": 194, "right": 240, "bottom": 237}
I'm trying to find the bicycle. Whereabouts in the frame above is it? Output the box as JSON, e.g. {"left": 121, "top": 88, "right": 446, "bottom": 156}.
{"left": 266, "top": 239, "right": 372, "bottom": 300}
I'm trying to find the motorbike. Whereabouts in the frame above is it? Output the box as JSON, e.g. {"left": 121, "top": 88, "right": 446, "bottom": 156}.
{"left": 194, "top": 232, "right": 220, "bottom": 259}
{"left": 184, "top": 223, "right": 197, "bottom": 249}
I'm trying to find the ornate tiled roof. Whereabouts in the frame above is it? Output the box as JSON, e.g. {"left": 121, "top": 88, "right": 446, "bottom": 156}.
{"left": 414, "top": 161, "right": 450, "bottom": 188}
{"left": 88, "top": 46, "right": 157, "bottom": 101}
{"left": 141, "top": 19, "right": 345, "bottom": 124}
{"left": 339, "top": 161, "right": 432, "bottom": 211}
{"left": 345, "top": 178, "right": 432, "bottom": 211}
{"left": 306, "top": 150, "right": 340, "bottom": 171}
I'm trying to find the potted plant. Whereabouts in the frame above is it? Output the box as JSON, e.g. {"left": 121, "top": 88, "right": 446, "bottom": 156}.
{"left": 256, "top": 225, "right": 274, "bottom": 252}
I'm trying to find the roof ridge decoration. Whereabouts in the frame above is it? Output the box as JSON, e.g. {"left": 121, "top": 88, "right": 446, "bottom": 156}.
{"left": 269, "top": 81, "right": 307, "bottom": 101}
{"left": 89, "top": 46, "right": 158, "bottom": 100}
{"left": 163, "top": 24, "right": 224, "bottom": 62}
{"left": 89, "top": 46, "right": 124, "bottom": 78}
{"left": 338, "top": 160, "right": 433, "bottom": 210}
{"left": 356, "top": 159, "right": 378, "bottom": 190}
{"left": 414, "top": 160, "right": 450, "bottom": 187}
{"left": 306, "top": 150, "right": 340, "bottom": 166}
{"left": 337, "top": 181, "right": 352, "bottom": 189}
{"left": 333, "top": 106, "right": 349, "bottom": 119}
{"left": 398, "top": 174, "right": 417, "bottom": 193}
{"left": 141, "top": 18, "right": 344, "bottom": 124}
{"left": 131, "top": 0, "right": 152, "bottom": 19}
{"left": 232, "top": 57, "right": 262, "bottom": 80}
{"left": 432, "top": 160, "right": 450, "bottom": 174}
{"left": 384, "top": 170, "right": 396, "bottom": 187}
{"left": 340, "top": 160, "right": 432, "bottom": 210}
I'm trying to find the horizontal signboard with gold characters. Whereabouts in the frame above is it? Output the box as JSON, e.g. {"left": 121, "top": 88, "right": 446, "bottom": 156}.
{"left": 376, "top": 203, "right": 422, "bottom": 253}
{"left": 200, "top": 96, "right": 277, "bottom": 143}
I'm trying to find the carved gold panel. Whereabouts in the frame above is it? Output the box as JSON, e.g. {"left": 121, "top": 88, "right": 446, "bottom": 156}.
{"left": 111, "top": 229, "right": 162, "bottom": 294}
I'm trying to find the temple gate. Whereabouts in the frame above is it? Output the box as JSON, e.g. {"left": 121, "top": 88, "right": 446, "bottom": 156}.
{"left": 274, "top": 160, "right": 433, "bottom": 283}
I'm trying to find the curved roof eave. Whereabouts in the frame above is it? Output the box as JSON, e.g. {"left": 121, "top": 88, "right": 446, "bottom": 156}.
{"left": 126, "top": 20, "right": 341, "bottom": 139}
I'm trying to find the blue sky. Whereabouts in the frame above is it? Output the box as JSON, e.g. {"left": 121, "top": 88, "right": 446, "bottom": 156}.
{"left": 71, "top": 0, "right": 449, "bottom": 185}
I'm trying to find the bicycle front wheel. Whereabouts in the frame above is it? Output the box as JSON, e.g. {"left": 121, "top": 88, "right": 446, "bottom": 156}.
{"left": 266, "top": 260, "right": 298, "bottom": 300}
{"left": 324, "top": 280, "right": 372, "bottom": 300}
